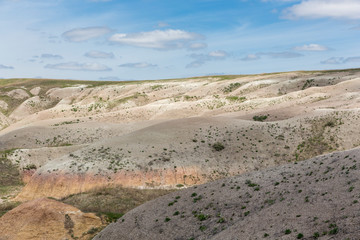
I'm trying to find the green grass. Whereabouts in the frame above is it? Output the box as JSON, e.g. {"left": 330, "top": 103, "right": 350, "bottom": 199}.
{"left": 0, "top": 201, "right": 21, "bottom": 217}
{"left": 61, "top": 186, "right": 174, "bottom": 220}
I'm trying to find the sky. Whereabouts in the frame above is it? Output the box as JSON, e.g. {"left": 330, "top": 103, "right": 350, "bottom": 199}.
{"left": 0, "top": 0, "right": 360, "bottom": 81}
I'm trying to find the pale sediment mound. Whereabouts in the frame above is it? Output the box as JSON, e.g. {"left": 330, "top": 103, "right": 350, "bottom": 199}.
{"left": 29, "top": 86, "right": 41, "bottom": 95}
{"left": 5, "top": 89, "right": 29, "bottom": 100}
{"left": 0, "top": 100, "right": 8, "bottom": 110}
{"left": 0, "top": 198, "right": 103, "bottom": 240}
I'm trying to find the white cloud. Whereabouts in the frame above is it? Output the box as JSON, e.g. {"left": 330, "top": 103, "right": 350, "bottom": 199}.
{"left": 109, "top": 29, "right": 203, "bottom": 50}
{"left": 208, "top": 50, "right": 228, "bottom": 58}
{"left": 284, "top": 0, "right": 360, "bottom": 20}
{"left": 118, "top": 62, "right": 157, "bottom": 68}
{"left": 0, "top": 64, "right": 14, "bottom": 69}
{"left": 45, "top": 62, "right": 112, "bottom": 71}
{"left": 62, "top": 27, "right": 111, "bottom": 42}
{"left": 293, "top": 43, "right": 329, "bottom": 51}
{"left": 84, "top": 51, "right": 115, "bottom": 59}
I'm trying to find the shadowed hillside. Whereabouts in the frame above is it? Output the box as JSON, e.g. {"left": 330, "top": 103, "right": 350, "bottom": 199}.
{"left": 95, "top": 147, "right": 360, "bottom": 240}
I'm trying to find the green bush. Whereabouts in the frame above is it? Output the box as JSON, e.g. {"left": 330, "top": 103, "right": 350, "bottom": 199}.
{"left": 212, "top": 142, "right": 225, "bottom": 151}
{"left": 253, "top": 115, "right": 268, "bottom": 122}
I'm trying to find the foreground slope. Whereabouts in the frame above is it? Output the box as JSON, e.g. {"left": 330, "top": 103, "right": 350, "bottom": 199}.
{"left": 95, "top": 147, "right": 360, "bottom": 240}
{"left": 0, "top": 198, "right": 102, "bottom": 240}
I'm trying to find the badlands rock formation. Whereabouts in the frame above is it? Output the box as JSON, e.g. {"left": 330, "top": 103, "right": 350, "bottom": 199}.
{"left": 0, "top": 198, "right": 103, "bottom": 240}
{"left": 0, "top": 70, "right": 359, "bottom": 201}
{"left": 95, "top": 147, "right": 360, "bottom": 240}
{"left": 0, "top": 69, "right": 360, "bottom": 239}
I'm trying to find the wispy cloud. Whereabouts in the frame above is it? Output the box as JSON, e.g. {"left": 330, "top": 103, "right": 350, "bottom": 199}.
{"left": 62, "top": 27, "right": 112, "bottom": 42}
{"left": 0, "top": 64, "right": 14, "bottom": 69}
{"left": 118, "top": 62, "right": 157, "bottom": 68}
{"left": 284, "top": 0, "right": 360, "bottom": 20}
{"left": 40, "top": 54, "right": 63, "bottom": 59}
{"left": 241, "top": 54, "right": 261, "bottom": 61}
{"left": 293, "top": 43, "right": 329, "bottom": 51}
{"left": 99, "top": 76, "right": 125, "bottom": 81}
{"left": 109, "top": 29, "right": 203, "bottom": 50}
{"left": 84, "top": 51, "right": 115, "bottom": 59}
{"left": 186, "top": 50, "right": 229, "bottom": 68}
{"left": 188, "top": 42, "right": 207, "bottom": 50}
{"left": 344, "top": 56, "right": 360, "bottom": 63}
{"left": 321, "top": 56, "right": 360, "bottom": 64}
{"left": 45, "top": 62, "right": 112, "bottom": 71}
{"left": 261, "top": 51, "right": 304, "bottom": 58}
{"left": 156, "top": 22, "right": 170, "bottom": 28}
{"left": 240, "top": 51, "right": 303, "bottom": 61}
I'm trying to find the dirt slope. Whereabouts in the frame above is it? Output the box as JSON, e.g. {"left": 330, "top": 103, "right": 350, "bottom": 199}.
{"left": 14, "top": 109, "right": 360, "bottom": 200}
{"left": 95, "top": 147, "right": 360, "bottom": 240}
{"left": 0, "top": 69, "right": 359, "bottom": 201}
{"left": 0, "top": 198, "right": 103, "bottom": 240}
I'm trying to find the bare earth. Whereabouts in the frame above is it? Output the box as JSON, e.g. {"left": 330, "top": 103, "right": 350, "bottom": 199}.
{"left": 0, "top": 69, "right": 359, "bottom": 239}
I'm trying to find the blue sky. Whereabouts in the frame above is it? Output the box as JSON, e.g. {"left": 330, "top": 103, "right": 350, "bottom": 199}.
{"left": 0, "top": 0, "right": 360, "bottom": 81}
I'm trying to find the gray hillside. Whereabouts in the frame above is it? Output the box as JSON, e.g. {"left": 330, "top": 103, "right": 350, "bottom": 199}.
{"left": 95, "top": 147, "right": 360, "bottom": 240}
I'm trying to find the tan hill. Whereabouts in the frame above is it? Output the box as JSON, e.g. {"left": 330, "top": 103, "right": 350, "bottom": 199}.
{"left": 0, "top": 198, "right": 103, "bottom": 240}
{"left": 94, "top": 147, "right": 360, "bottom": 240}
{"left": 0, "top": 69, "right": 360, "bottom": 201}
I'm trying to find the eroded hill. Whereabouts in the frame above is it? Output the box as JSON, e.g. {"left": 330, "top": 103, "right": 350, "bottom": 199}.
{"left": 95, "top": 147, "right": 360, "bottom": 240}
{"left": 0, "top": 69, "right": 359, "bottom": 202}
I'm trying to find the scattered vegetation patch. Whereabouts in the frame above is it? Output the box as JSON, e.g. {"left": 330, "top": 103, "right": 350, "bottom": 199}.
{"left": 61, "top": 186, "right": 173, "bottom": 222}
{"left": 226, "top": 96, "right": 246, "bottom": 102}
{"left": 212, "top": 142, "right": 225, "bottom": 151}
{"left": 253, "top": 115, "right": 268, "bottom": 122}
{"left": 302, "top": 79, "right": 314, "bottom": 90}
{"left": 223, "top": 82, "right": 242, "bottom": 93}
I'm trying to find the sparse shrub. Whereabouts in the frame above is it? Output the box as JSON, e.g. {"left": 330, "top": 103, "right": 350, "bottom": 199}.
{"left": 23, "top": 164, "right": 37, "bottom": 170}
{"left": 297, "top": 233, "right": 304, "bottom": 239}
{"left": 212, "top": 142, "right": 225, "bottom": 151}
{"left": 325, "top": 121, "right": 335, "bottom": 128}
{"left": 285, "top": 229, "right": 291, "bottom": 234}
{"left": 197, "top": 214, "right": 209, "bottom": 221}
{"left": 223, "top": 82, "right": 241, "bottom": 93}
{"left": 329, "top": 224, "right": 338, "bottom": 235}
{"left": 164, "top": 217, "right": 171, "bottom": 222}
{"left": 103, "top": 212, "right": 123, "bottom": 223}
{"left": 253, "top": 115, "right": 268, "bottom": 122}
{"left": 86, "top": 227, "right": 99, "bottom": 235}
{"left": 199, "top": 225, "right": 207, "bottom": 231}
